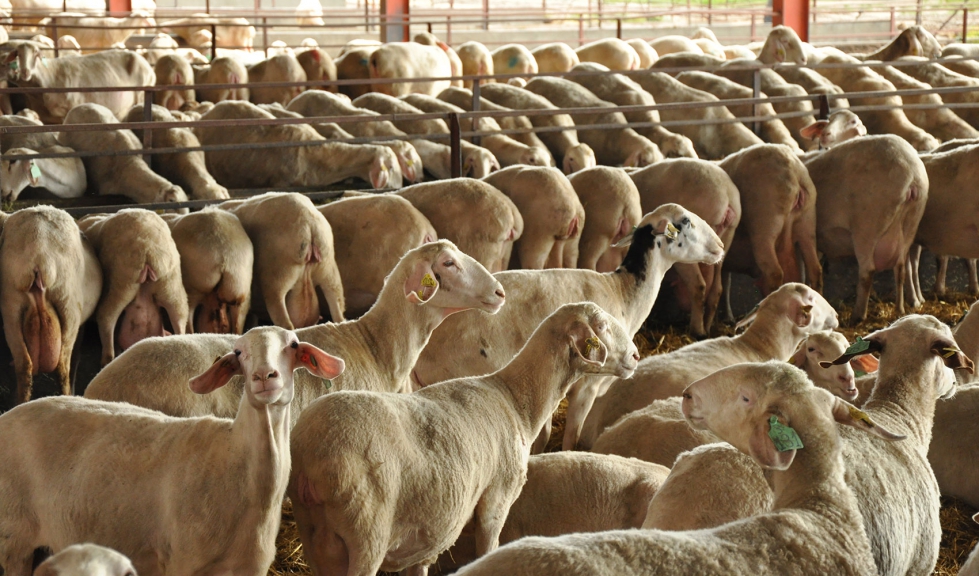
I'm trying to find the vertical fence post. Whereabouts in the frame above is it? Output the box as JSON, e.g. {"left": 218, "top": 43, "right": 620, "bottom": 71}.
{"left": 211, "top": 24, "right": 217, "bottom": 60}
{"left": 449, "top": 113, "right": 462, "bottom": 178}
{"left": 812, "top": 0, "right": 816, "bottom": 24}
{"left": 965, "top": 8, "right": 970, "bottom": 43}
{"left": 890, "top": 7, "right": 895, "bottom": 36}
{"left": 472, "top": 78, "right": 481, "bottom": 147}
{"left": 482, "top": 0, "right": 489, "bottom": 30}
{"left": 751, "top": 67, "right": 761, "bottom": 136}
{"left": 446, "top": 15, "right": 452, "bottom": 44}
{"left": 52, "top": 17, "right": 59, "bottom": 57}
{"left": 686, "top": 0, "right": 691, "bottom": 25}
{"left": 707, "top": 0, "right": 712, "bottom": 25}
{"left": 365, "top": 0, "right": 371, "bottom": 32}
{"left": 205, "top": 0, "right": 210, "bottom": 14}
{"left": 750, "top": 13, "right": 755, "bottom": 41}
{"left": 818, "top": 94, "right": 829, "bottom": 120}
{"left": 142, "top": 90, "right": 153, "bottom": 168}
{"left": 916, "top": 0, "right": 922, "bottom": 26}
{"left": 616, "top": 17, "right": 621, "bottom": 39}
{"left": 426, "top": 21, "right": 432, "bottom": 33}
{"left": 578, "top": 14, "right": 584, "bottom": 46}
{"left": 262, "top": 18, "right": 269, "bottom": 55}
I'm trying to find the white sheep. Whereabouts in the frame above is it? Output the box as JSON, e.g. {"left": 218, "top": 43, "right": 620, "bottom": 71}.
{"left": 288, "top": 302, "right": 640, "bottom": 576}
{"left": 491, "top": 43, "right": 538, "bottom": 76}
{"left": 457, "top": 41, "right": 494, "bottom": 88}
{"left": 34, "top": 544, "right": 137, "bottom": 576}
{"left": 77, "top": 209, "right": 189, "bottom": 366}
{"left": 633, "top": 315, "right": 972, "bottom": 576}
{"left": 963, "top": 530, "right": 979, "bottom": 576}
{"left": 411, "top": 204, "right": 725, "bottom": 451}
{"left": 438, "top": 452, "right": 669, "bottom": 572}
{"left": 579, "top": 283, "right": 838, "bottom": 448}
{"left": 0, "top": 205, "right": 101, "bottom": 403}
{"left": 453, "top": 362, "right": 901, "bottom": 576}
{"left": 567, "top": 166, "right": 643, "bottom": 272}
{"left": 161, "top": 208, "right": 253, "bottom": 334}
{"left": 83, "top": 241, "right": 505, "bottom": 422}
{"left": 0, "top": 145, "right": 85, "bottom": 203}
{"left": 530, "top": 42, "right": 579, "bottom": 73}
{"left": 0, "top": 326, "right": 344, "bottom": 576}
{"left": 368, "top": 42, "right": 453, "bottom": 96}
{"left": 247, "top": 53, "right": 306, "bottom": 105}
{"left": 575, "top": 38, "right": 641, "bottom": 70}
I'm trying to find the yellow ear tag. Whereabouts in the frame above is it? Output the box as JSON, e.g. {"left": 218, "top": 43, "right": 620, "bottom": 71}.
{"left": 421, "top": 273, "right": 437, "bottom": 287}
{"left": 848, "top": 405, "right": 875, "bottom": 428}
{"left": 942, "top": 347, "right": 960, "bottom": 359}
{"left": 585, "top": 336, "right": 601, "bottom": 355}
{"left": 777, "top": 45, "right": 786, "bottom": 61}
{"left": 664, "top": 222, "right": 679, "bottom": 240}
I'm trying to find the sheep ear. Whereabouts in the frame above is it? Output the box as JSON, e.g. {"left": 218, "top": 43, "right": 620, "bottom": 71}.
{"left": 404, "top": 260, "right": 439, "bottom": 304}
{"left": 799, "top": 120, "right": 827, "bottom": 140}
{"left": 294, "top": 342, "right": 345, "bottom": 380}
{"left": 189, "top": 352, "right": 241, "bottom": 394}
{"left": 850, "top": 354, "right": 879, "bottom": 375}
{"left": 791, "top": 299, "right": 814, "bottom": 328}
{"left": 749, "top": 415, "right": 796, "bottom": 470}
{"left": 931, "top": 339, "right": 974, "bottom": 373}
{"left": 830, "top": 396, "right": 905, "bottom": 441}
{"left": 819, "top": 336, "right": 883, "bottom": 368}
{"left": 569, "top": 321, "right": 607, "bottom": 367}
{"left": 788, "top": 343, "right": 807, "bottom": 367}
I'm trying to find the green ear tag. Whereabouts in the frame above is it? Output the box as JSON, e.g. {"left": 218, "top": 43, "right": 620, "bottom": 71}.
{"left": 844, "top": 336, "right": 872, "bottom": 356}
{"left": 768, "top": 415, "right": 804, "bottom": 452}
{"left": 30, "top": 163, "right": 41, "bottom": 181}
{"left": 854, "top": 370, "right": 867, "bottom": 378}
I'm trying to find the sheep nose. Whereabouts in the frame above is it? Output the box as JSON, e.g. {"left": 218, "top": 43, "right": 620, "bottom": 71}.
{"left": 632, "top": 351, "right": 641, "bottom": 362}
{"left": 495, "top": 287, "right": 506, "bottom": 300}
{"left": 254, "top": 369, "right": 279, "bottom": 381}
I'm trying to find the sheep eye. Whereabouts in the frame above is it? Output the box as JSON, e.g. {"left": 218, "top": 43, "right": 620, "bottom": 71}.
{"left": 741, "top": 396, "right": 750, "bottom": 403}
{"left": 234, "top": 349, "right": 241, "bottom": 356}
{"left": 291, "top": 341, "right": 299, "bottom": 349}
{"left": 444, "top": 260, "right": 454, "bottom": 268}
{"left": 808, "top": 347, "right": 815, "bottom": 352}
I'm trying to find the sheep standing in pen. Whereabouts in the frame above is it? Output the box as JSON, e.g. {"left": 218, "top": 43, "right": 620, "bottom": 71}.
{"left": 83, "top": 241, "right": 505, "bottom": 422}
{"left": 579, "top": 283, "right": 838, "bottom": 448}
{"left": 637, "top": 315, "right": 972, "bottom": 576}
{"left": 288, "top": 302, "right": 640, "bottom": 576}
{"left": 0, "top": 326, "right": 345, "bottom": 576}
{"left": 410, "top": 204, "right": 725, "bottom": 451}
{"left": 567, "top": 166, "right": 643, "bottom": 272}
{"left": 453, "top": 362, "right": 902, "bottom": 576}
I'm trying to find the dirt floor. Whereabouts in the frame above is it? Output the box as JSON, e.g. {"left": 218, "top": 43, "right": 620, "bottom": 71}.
{"left": 269, "top": 292, "right": 979, "bottom": 575}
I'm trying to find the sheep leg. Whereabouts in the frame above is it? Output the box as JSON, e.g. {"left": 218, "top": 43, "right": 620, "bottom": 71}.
{"left": 675, "top": 263, "right": 708, "bottom": 338}
{"left": 96, "top": 278, "right": 142, "bottom": 366}
{"left": 314, "top": 262, "right": 346, "bottom": 324}
{"left": 905, "top": 245, "right": 923, "bottom": 308}
{"left": 893, "top": 254, "right": 908, "bottom": 316}
{"left": 517, "top": 235, "right": 553, "bottom": 270}
{"left": 723, "top": 272, "right": 735, "bottom": 323}
{"left": 3, "top": 308, "right": 34, "bottom": 404}
{"left": 576, "top": 236, "right": 603, "bottom": 271}
{"left": 562, "top": 378, "right": 603, "bottom": 451}
{"left": 544, "top": 241, "right": 564, "bottom": 269}
{"left": 259, "top": 267, "right": 297, "bottom": 330}
{"left": 753, "top": 239, "right": 785, "bottom": 296}
{"left": 561, "top": 238, "right": 580, "bottom": 269}
{"left": 56, "top": 301, "right": 82, "bottom": 396}
{"left": 403, "top": 564, "right": 429, "bottom": 576}
{"left": 703, "top": 263, "right": 724, "bottom": 335}
{"left": 851, "top": 259, "right": 876, "bottom": 325}
{"left": 473, "top": 492, "right": 510, "bottom": 557}
{"left": 934, "top": 255, "right": 949, "bottom": 297}
{"left": 154, "top": 277, "right": 190, "bottom": 337}
{"left": 186, "top": 289, "right": 204, "bottom": 334}
{"left": 970, "top": 260, "right": 979, "bottom": 296}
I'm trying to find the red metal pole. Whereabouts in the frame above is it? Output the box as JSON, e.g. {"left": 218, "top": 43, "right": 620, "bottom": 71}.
{"left": 771, "top": 0, "right": 809, "bottom": 42}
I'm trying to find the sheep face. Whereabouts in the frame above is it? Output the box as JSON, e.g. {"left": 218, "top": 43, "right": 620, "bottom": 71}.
{"left": 791, "top": 331, "right": 857, "bottom": 401}
{"left": 562, "top": 143, "right": 596, "bottom": 174}
{"left": 463, "top": 148, "right": 500, "bottom": 178}
{"left": 369, "top": 147, "right": 403, "bottom": 189}
{"left": 800, "top": 110, "right": 866, "bottom": 150}
{"left": 762, "top": 26, "right": 807, "bottom": 65}
{"left": 35, "top": 544, "right": 137, "bottom": 576}
{"left": 402, "top": 241, "right": 506, "bottom": 315}
{"left": 560, "top": 303, "right": 639, "bottom": 378}
{"left": 773, "top": 283, "right": 839, "bottom": 333}
{"left": 620, "top": 204, "right": 725, "bottom": 267}
{"left": 189, "top": 326, "right": 345, "bottom": 407}
{"left": 0, "top": 147, "right": 38, "bottom": 203}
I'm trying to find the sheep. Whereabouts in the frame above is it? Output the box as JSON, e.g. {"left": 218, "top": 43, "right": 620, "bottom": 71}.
{"left": 34, "top": 544, "right": 137, "bottom": 576}
{"left": 648, "top": 35, "right": 702, "bottom": 56}
{"left": 718, "top": 144, "right": 821, "bottom": 319}
{"left": 524, "top": 76, "right": 663, "bottom": 167}
{"left": 592, "top": 330, "right": 859, "bottom": 466}
{"left": 452, "top": 362, "right": 900, "bottom": 576}
{"left": 247, "top": 53, "right": 306, "bottom": 106}
{"left": 411, "top": 205, "right": 726, "bottom": 451}
{"left": 161, "top": 15, "right": 255, "bottom": 50}
{"left": 0, "top": 145, "right": 85, "bottom": 203}
{"left": 861, "top": 25, "right": 942, "bottom": 60}
{"left": 216, "top": 192, "right": 343, "bottom": 329}
{"left": 567, "top": 62, "right": 699, "bottom": 158}
{"left": 58, "top": 103, "right": 189, "bottom": 205}
{"left": 334, "top": 46, "right": 375, "bottom": 99}
{"left": 288, "top": 302, "right": 640, "bottom": 576}
{"left": 0, "top": 326, "right": 344, "bottom": 576}
{"left": 810, "top": 49, "right": 939, "bottom": 151}
{"left": 457, "top": 41, "right": 494, "bottom": 88}
{"left": 625, "top": 69, "right": 763, "bottom": 159}
{"left": 492, "top": 43, "right": 538, "bottom": 76}
{"left": 575, "top": 37, "right": 641, "bottom": 70}
{"left": 874, "top": 63, "right": 979, "bottom": 142}
{"left": 3, "top": 42, "right": 155, "bottom": 124}
{"left": 637, "top": 315, "right": 972, "bottom": 576}
{"left": 674, "top": 70, "right": 800, "bottom": 150}
{"left": 0, "top": 206, "right": 101, "bottom": 403}
{"left": 567, "top": 166, "right": 642, "bottom": 271}
{"left": 77, "top": 209, "right": 189, "bottom": 366}
{"left": 296, "top": 47, "right": 337, "bottom": 90}
{"left": 579, "top": 282, "right": 838, "bottom": 448}
{"left": 629, "top": 158, "right": 741, "bottom": 337}
{"left": 482, "top": 166, "right": 585, "bottom": 269}
{"left": 799, "top": 109, "right": 866, "bottom": 150}
{"left": 476, "top": 83, "right": 598, "bottom": 174}
{"left": 964, "top": 539, "right": 979, "bottom": 576}
{"left": 368, "top": 42, "right": 452, "bottom": 96}
{"left": 295, "top": 0, "right": 324, "bottom": 25}
{"left": 436, "top": 85, "right": 553, "bottom": 158}
{"left": 122, "top": 104, "right": 229, "bottom": 201}
{"left": 0, "top": 113, "right": 58, "bottom": 151}
{"left": 438, "top": 452, "right": 670, "bottom": 572}
{"left": 626, "top": 38, "right": 658, "bottom": 67}
{"left": 803, "top": 134, "right": 927, "bottom": 322}
{"left": 318, "top": 193, "right": 437, "bottom": 317}
{"left": 41, "top": 11, "right": 154, "bottom": 53}
{"left": 775, "top": 64, "right": 850, "bottom": 109}
{"left": 194, "top": 100, "right": 402, "bottom": 190}
{"left": 530, "top": 42, "right": 579, "bottom": 73}
{"left": 395, "top": 179, "right": 522, "bottom": 272}
{"left": 402, "top": 92, "right": 554, "bottom": 168}
{"left": 83, "top": 241, "right": 506, "bottom": 420}
{"left": 152, "top": 53, "right": 194, "bottom": 111}
{"left": 193, "top": 56, "right": 249, "bottom": 103}
{"left": 351, "top": 92, "right": 501, "bottom": 178}
{"left": 160, "top": 209, "right": 252, "bottom": 334}
{"left": 413, "top": 32, "right": 463, "bottom": 88}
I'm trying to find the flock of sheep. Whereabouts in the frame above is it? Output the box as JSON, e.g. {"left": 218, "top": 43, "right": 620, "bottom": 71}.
{"left": 3, "top": 6, "right": 979, "bottom": 576}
